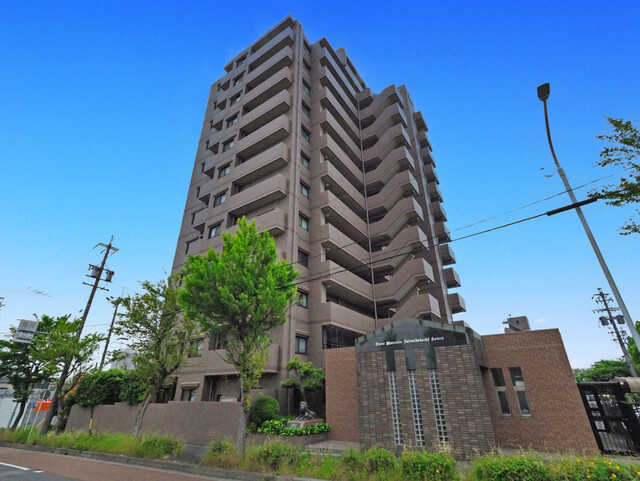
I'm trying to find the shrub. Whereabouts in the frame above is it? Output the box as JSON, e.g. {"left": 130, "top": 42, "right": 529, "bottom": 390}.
{"left": 256, "top": 419, "right": 331, "bottom": 436}
{"left": 249, "top": 396, "right": 280, "bottom": 428}
{"left": 401, "top": 450, "right": 459, "bottom": 481}
{"left": 135, "top": 435, "right": 184, "bottom": 459}
{"left": 202, "top": 439, "right": 237, "bottom": 468}
{"left": 75, "top": 370, "right": 126, "bottom": 408}
{"left": 249, "top": 441, "right": 301, "bottom": 470}
{"left": 362, "top": 446, "right": 396, "bottom": 475}
{"left": 120, "top": 370, "right": 149, "bottom": 405}
{"left": 340, "top": 447, "right": 365, "bottom": 473}
{"left": 472, "top": 454, "right": 548, "bottom": 481}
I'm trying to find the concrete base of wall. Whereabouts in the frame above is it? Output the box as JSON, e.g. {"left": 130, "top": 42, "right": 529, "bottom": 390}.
{"left": 246, "top": 433, "right": 329, "bottom": 446}
{"left": 67, "top": 401, "right": 243, "bottom": 446}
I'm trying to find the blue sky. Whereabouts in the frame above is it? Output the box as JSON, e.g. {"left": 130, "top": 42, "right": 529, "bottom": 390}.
{"left": 1, "top": 1, "right": 638, "bottom": 368}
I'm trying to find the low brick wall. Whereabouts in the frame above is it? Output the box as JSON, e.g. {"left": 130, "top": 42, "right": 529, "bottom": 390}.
{"left": 67, "top": 401, "right": 243, "bottom": 446}
{"left": 246, "top": 433, "right": 329, "bottom": 446}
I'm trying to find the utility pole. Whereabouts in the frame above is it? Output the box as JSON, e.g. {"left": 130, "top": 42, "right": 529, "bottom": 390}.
{"left": 537, "top": 83, "right": 640, "bottom": 353}
{"left": 88, "top": 292, "right": 123, "bottom": 435}
{"left": 40, "top": 237, "right": 118, "bottom": 435}
{"left": 593, "top": 288, "right": 637, "bottom": 377}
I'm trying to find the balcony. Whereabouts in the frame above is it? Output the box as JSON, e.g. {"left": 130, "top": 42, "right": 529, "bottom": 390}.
{"left": 361, "top": 102, "right": 407, "bottom": 150}
{"left": 391, "top": 293, "right": 441, "bottom": 321}
{"left": 315, "top": 134, "right": 363, "bottom": 190}
{"left": 234, "top": 143, "right": 288, "bottom": 187}
{"left": 443, "top": 268, "right": 461, "bottom": 288}
{"left": 228, "top": 207, "right": 287, "bottom": 238}
{"left": 246, "top": 45, "right": 293, "bottom": 91}
{"left": 317, "top": 44, "right": 358, "bottom": 105}
{"left": 317, "top": 302, "right": 376, "bottom": 335}
{"left": 235, "top": 114, "right": 289, "bottom": 161}
{"left": 368, "top": 170, "right": 419, "bottom": 217}
{"left": 314, "top": 190, "right": 366, "bottom": 242}
{"left": 435, "top": 222, "right": 451, "bottom": 243}
{"left": 191, "top": 343, "right": 281, "bottom": 375}
{"left": 237, "top": 90, "right": 291, "bottom": 137}
{"left": 376, "top": 258, "right": 435, "bottom": 303}
{"left": 318, "top": 109, "right": 361, "bottom": 165}
{"left": 248, "top": 26, "right": 294, "bottom": 73}
{"left": 413, "top": 111, "right": 427, "bottom": 131}
{"left": 438, "top": 244, "right": 456, "bottom": 265}
{"left": 371, "top": 225, "right": 429, "bottom": 272}
{"left": 318, "top": 67, "right": 359, "bottom": 123}
{"left": 365, "top": 146, "right": 415, "bottom": 190}
{"left": 316, "top": 160, "right": 365, "bottom": 217}
{"left": 448, "top": 293, "right": 466, "bottom": 314}
{"left": 428, "top": 183, "right": 443, "bottom": 202}
{"left": 424, "top": 163, "right": 439, "bottom": 184}
{"left": 430, "top": 201, "right": 447, "bottom": 222}
{"left": 417, "top": 129, "right": 432, "bottom": 150}
{"left": 243, "top": 67, "right": 292, "bottom": 113}
{"left": 421, "top": 146, "right": 436, "bottom": 167}
{"left": 314, "top": 86, "right": 359, "bottom": 144}
{"left": 363, "top": 123, "right": 412, "bottom": 171}
{"left": 227, "top": 174, "right": 288, "bottom": 217}
{"left": 316, "top": 223, "right": 368, "bottom": 270}
{"left": 320, "top": 260, "right": 372, "bottom": 309}
{"left": 370, "top": 196, "right": 424, "bottom": 242}
{"left": 359, "top": 85, "right": 403, "bottom": 129}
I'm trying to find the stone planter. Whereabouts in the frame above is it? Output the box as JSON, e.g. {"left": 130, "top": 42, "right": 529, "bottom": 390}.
{"left": 246, "top": 432, "right": 329, "bottom": 447}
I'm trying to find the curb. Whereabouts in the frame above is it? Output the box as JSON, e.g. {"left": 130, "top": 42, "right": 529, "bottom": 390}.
{"left": 0, "top": 441, "right": 306, "bottom": 481}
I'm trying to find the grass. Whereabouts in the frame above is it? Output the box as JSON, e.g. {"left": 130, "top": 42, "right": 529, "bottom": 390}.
{"left": 0, "top": 428, "right": 183, "bottom": 460}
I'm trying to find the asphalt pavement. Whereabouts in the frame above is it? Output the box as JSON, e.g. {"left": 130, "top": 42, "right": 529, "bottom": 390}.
{"left": 0, "top": 447, "right": 227, "bottom": 481}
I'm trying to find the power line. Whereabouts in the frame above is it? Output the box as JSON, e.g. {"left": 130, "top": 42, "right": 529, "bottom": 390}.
{"left": 284, "top": 193, "right": 611, "bottom": 289}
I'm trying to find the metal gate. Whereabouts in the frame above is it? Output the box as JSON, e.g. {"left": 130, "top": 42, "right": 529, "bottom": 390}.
{"left": 578, "top": 381, "right": 640, "bottom": 454}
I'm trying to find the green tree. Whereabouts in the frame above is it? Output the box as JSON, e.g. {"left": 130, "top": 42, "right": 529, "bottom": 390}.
{"left": 38, "top": 315, "right": 103, "bottom": 435}
{"left": 179, "top": 217, "right": 298, "bottom": 452}
{"left": 590, "top": 117, "right": 640, "bottom": 235}
{"left": 74, "top": 369, "right": 126, "bottom": 408}
{"left": 574, "top": 358, "right": 630, "bottom": 382}
{"left": 281, "top": 357, "right": 325, "bottom": 410}
{"left": 115, "top": 278, "right": 197, "bottom": 437}
{"left": 0, "top": 317, "right": 56, "bottom": 429}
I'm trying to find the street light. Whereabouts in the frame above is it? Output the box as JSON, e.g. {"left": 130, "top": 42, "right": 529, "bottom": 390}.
{"left": 537, "top": 83, "right": 640, "bottom": 354}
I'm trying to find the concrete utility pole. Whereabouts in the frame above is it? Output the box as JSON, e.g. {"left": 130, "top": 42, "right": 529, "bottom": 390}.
{"left": 537, "top": 83, "right": 640, "bottom": 351}
{"left": 593, "top": 288, "right": 637, "bottom": 377}
{"left": 40, "top": 237, "right": 118, "bottom": 435}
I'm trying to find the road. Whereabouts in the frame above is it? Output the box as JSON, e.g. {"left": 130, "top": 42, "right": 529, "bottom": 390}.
{"left": 0, "top": 447, "right": 225, "bottom": 481}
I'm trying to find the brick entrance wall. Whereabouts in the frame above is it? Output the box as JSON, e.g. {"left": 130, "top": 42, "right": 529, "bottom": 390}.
{"left": 324, "top": 347, "right": 359, "bottom": 442}
{"left": 482, "top": 329, "right": 598, "bottom": 453}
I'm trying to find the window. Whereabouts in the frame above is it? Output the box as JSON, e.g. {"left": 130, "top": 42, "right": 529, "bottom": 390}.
{"left": 200, "top": 162, "right": 205, "bottom": 173}
{"left": 209, "top": 332, "right": 227, "bottom": 350}
{"left": 298, "top": 249, "right": 309, "bottom": 268}
{"left": 236, "top": 55, "right": 246, "bottom": 66}
{"left": 303, "top": 60, "right": 311, "bottom": 73}
{"left": 300, "top": 182, "right": 310, "bottom": 199}
{"left": 213, "top": 192, "right": 227, "bottom": 206}
{"left": 181, "top": 387, "right": 197, "bottom": 402}
{"left": 300, "top": 151, "right": 310, "bottom": 169}
{"left": 302, "top": 102, "right": 311, "bottom": 118}
{"left": 191, "top": 212, "right": 197, "bottom": 225}
{"left": 218, "top": 164, "right": 231, "bottom": 178}
{"left": 304, "top": 41, "right": 312, "bottom": 54}
{"left": 226, "top": 115, "right": 238, "bottom": 128}
{"left": 233, "top": 74, "right": 243, "bottom": 86}
{"left": 509, "top": 367, "right": 531, "bottom": 416}
{"left": 322, "top": 325, "right": 359, "bottom": 349}
{"left": 230, "top": 93, "right": 241, "bottom": 105}
{"left": 299, "top": 213, "right": 309, "bottom": 231}
{"left": 188, "top": 339, "right": 204, "bottom": 357}
{"left": 301, "top": 126, "right": 310, "bottom": 142}
{"left": 222, "top": 138, "right": 234, "bottom": 152}
{"left": 491, "top": 368, "right": 511, "bottom": 415}
{"left": 388, "top": 371, "right": 403, "bottom": 445}
{"left": 208, "top": 223, "right": 221, "bottom": 239}
{"left": 298, "top": 290, "right": 309, "bottom": 308}
{"left": 302, "top": 81, "right": 311, "bottom": 95}
{"left": 185, "top": 240, "right": 195, "bottom": 255}
{"left": 295, "top": 335, "right": 308, "bottom": 355}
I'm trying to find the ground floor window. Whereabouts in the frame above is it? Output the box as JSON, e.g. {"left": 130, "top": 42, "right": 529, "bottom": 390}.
{"left": 181, "top": 387, "right": 197, "bottom": 402}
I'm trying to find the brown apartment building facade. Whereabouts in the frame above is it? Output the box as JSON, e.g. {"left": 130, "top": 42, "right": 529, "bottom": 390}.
{"left": 170, "top": 16, "right": 463, "bottom": 410}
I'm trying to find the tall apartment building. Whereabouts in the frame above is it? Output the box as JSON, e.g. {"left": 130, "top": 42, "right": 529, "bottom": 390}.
{"left": 170, "top": 16, "right": 465, "bottom": 408}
